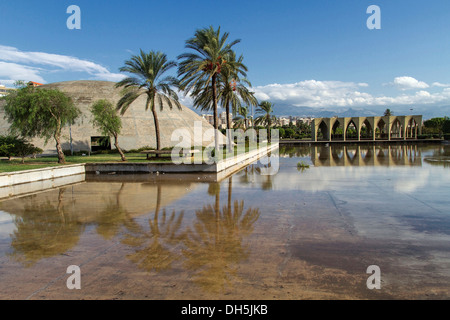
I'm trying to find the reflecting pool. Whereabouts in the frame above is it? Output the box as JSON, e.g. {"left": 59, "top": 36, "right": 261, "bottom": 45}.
{"left": 0, "top": 143, "right": 449, "bottom": 299}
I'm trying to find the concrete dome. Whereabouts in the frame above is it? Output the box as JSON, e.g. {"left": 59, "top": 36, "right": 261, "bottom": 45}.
{"left": 1, "top": 80, "right": 219, "bottom": 153}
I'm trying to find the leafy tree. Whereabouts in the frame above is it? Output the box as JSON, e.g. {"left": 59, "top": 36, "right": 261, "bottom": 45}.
{"left": 116, "top": 50, "right": 181, "bottom": 155}
{"left": 90, "top": 99, "right": 127, "bottom": 161}
{"left": 443, "top": 118, "right": 450, "bottom": 134}
{"left": 384, "top": 108, "right": 393, "bottom": 116}
{"left": 0, "top": 136, "right": 43, "bottom": 162}
{"left": 0, "top": 135, "right": 15, "bottom": 159}
{"left": 178, "top": 26, "right": 241, "bottom": 152}
{"left": 424, "top": 117, "right": 447, "bottom": 135}
{"left": 2, "top": 87, "right": 80, "bottom": 164}
{"left": 284, "top": 128, "right": 295, "bottom": 139}
{"left": 13, "top": 80, "right": 27, "bottom": 88}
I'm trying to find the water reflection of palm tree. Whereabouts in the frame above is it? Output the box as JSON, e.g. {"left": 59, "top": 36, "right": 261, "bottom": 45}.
{"left": 96, "top": 183, "right": 140, "bottom": 240}
{"left": 182, "top": 177, "right": 260, "bottom": 293}
{"left": 238, "top": 164, "right": 255, "bottom": 184}
{"left": 122, "top": 185, "right": 185, "bottom": 273}
{"left": 9, "top": 188, "right": 84, "bottom": 267}
{"left": 255, "top": 165, "right": 274, "bottom": 191}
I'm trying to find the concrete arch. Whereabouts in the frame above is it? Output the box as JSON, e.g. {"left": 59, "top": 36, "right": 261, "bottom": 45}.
{"left": 360, "top": 118, "right": 375, "bottom": 140}
{"left": 311, "top": 115, "right": 422, "bottom": 142}
{"left": 375, "top": 117, "right": 388, "bottom": 140}
{"left": 345, "top": 119, "right": 359, "bottom": 141}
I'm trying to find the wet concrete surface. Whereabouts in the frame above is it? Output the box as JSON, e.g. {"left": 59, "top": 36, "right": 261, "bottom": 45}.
{"left": 0, "top": 143, "right": 449, "bottom": 299}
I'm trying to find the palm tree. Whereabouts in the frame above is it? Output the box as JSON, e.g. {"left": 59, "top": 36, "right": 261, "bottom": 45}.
{"left": 177, "top": 26, "right": 241, "bottom": 152}
{"left": 190, "top": 53, "right": 257, "bottom": 150}
{"left": 233, "top": 105, "right": 250, "bottom": 130}
{"left": 255, "top": 101, "right": 277, "bottom": 143}
{"left": 115, "top": 50, "right": 181, "bottom": 155}
{"left": 217, "top": 52, "right": 257, "bottom": 131}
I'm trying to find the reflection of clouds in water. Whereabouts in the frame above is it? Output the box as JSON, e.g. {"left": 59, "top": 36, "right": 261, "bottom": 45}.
{"left": 393, "top": 168, "right": 430, "bottom": 193}
{"left": 0, "top": 211, "right": 15, "bottom": 239}
{"left": 237, "top": 164, "right": 450, "bottom": 194}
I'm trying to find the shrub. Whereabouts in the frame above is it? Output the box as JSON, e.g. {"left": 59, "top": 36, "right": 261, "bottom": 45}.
{"left": 0, "top": 135, "right": 43, "bottom": 163}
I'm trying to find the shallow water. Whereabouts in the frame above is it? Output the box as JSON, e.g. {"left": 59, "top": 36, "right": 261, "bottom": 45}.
{"left": 0, "top": 143, "right": 449, "bottom": 299}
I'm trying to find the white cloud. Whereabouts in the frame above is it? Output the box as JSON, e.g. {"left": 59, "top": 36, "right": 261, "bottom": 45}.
{"left": 393, "top": 76, "right": 429, "bottom": 90}
{"left": 0, "top": 61, "right": 45, "bottom": 83}
{"left": 254, "top": 80, "right": 374, "bottom": 108}
{"left": 0, "top": 45, "right": 125, "bottom": 85}
{"left": 252, "top": 79, "right": 450, "bottom": 109}
{"left": 432, "top": 82, "right": 450, "bottom": 88}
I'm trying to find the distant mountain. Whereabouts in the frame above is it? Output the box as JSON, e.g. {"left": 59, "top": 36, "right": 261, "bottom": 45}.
{"left": 272, "top": 104, "right": 377, "bottom": 118}
{"left": 190, "top": 103, "right": 450, "bottom": 120}
{"left": 272, "top": 104, "right": 450, "bottom": 120}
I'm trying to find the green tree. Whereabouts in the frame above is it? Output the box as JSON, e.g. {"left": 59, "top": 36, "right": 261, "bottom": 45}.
{"left": 116, "top": 50, "right": 181, "bottom": 155}
{"left": 443, "top": 118, "right": 450, "bottom": 134}
{"left": 255, "top": 101, "right": 277, "bottom": 143}
{"left": 2, "top": 87, "right": 80, "bottom": 164}
{"left": 284, "top": 128, "right": 295, "bottom": 139}
{"left": 90, "top": 99, "right": 127, "bottom": 161}
{"left": 384, "top": 108, "right": 393, "bottom": 116}
{"left": 424, "top": 117, "right": 447, "bottom": 135}
{"left": 178, "top": 26, "right": 241, "bottom": 152}
{"left": 13, "top": 80, "right": 27, "bottom": 88}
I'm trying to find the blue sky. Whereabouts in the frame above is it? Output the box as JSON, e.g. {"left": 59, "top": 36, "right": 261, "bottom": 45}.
{"left": 1, "top": 0, "right": 450, "bottom": 117}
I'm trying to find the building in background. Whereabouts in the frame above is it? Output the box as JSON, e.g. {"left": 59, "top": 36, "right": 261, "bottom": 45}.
{"left": 27, "top": 81, "right": 44, "bottom": 87}
{"left": 202, "top": 112, "right": 233, "bottom": 129}
{"left": 0, "top": 80, "right": 225, "bottom": 154}
{"left": 0, "top": 85, "right": 15, "bottom": 97}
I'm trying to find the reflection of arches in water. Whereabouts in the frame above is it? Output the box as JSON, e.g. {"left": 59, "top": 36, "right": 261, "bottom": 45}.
{"left": 346, "top": 120, "right": 358, "bottom": 140}
{"left": 310, "top": 145, "right": 422, "bottom": 167}
{"left": 360, "top": 146, "right": 374, "bottom": 164}
{"left": 390, "top": 145, "right": 406, "bottom": 165}
{"left": 331, "top": 145, "right": 344, "bottom": 162}
{"left": 345, "top": 146, "right": 358, "bottom": 164}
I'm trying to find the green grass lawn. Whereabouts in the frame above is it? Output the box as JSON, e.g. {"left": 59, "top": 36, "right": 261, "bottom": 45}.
{"left": 0, "top": 153, "right": 159, "bottom": 173}
{"left": 0, "top": 143, "right": 274, "bottom": 173}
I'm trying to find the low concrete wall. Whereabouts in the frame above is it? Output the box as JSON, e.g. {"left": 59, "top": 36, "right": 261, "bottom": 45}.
{"left": 0, "top": 174, "right": 86, "bottom": 199}
{"left": 0, "top": 164, "right": 86, "bottom": 199}
{"left": 0, "top": 164, "right": 86, "bottom": 188}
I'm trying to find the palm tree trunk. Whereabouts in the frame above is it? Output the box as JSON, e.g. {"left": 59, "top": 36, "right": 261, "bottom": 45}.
{"left": 212, "top": 74, "right": 220, "bottom": 156}
{"left": 225, "top": 98, "right": 232, "bottom": 152}
{"left": 152, "top": 105, "right": 161, "bottom": 158}
{"left": 114, "top": 133, "right": 127, "bottom": 161}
